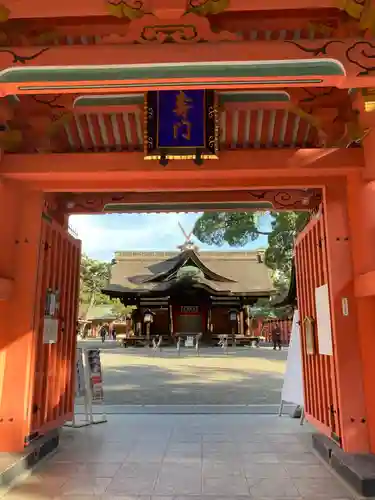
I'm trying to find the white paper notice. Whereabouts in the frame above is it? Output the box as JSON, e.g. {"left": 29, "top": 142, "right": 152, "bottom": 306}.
{"left": 315, "top": 284, "right": 333, "bottom": 356}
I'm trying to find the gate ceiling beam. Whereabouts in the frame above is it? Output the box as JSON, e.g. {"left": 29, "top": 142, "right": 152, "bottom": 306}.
{"left": 55, "top": 189, "right": 323, "bottom": 214}
{"left": 0, "top": 40, "right": 372, "bottom": 93}
{"left": 0, "top": 149, "right": 363, "bottom": 180}
{"left": 26, "top": 178, "right": 331, "bottom": 193}
{"left": 0, "top": 150, "right": 363, "bottom": 191}
{"left": 3, "top": 0, "right": 340, "bottom": 19}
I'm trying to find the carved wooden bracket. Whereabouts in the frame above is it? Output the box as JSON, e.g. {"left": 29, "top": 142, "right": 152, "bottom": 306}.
{"left": 291, "top": 102, "right": 369, "bottom": 148}
{"left": 101, "top": 12, "right": 241, "bottom": 43}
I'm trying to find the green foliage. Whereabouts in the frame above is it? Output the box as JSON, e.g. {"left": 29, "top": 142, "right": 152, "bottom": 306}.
{"left": 265, "top": 211, "right": 310, "bottom": 292}
{"left": 80, "top": 255, "right": 136, "bottom": 320}
{"left": 80, "top": 255, "right": 112, "bottom": 314}
{"left": 193, "top": 210, "right": 310, "bottom": 317}
{"left": 110, "top": 299, "right": 134, "bottom": 318}
{"left": 193, "top": 212, "right": 267, "bottom": 247}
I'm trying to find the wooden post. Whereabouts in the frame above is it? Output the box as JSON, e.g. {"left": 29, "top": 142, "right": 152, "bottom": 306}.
{"left": 0, "top": 180, "right": 44, "bottom": 452}
{"left": 324, "top": 180, "right": 370, "bottom": 453}
{"left": 345, "top": 173, "right": 375, "bottom": 452}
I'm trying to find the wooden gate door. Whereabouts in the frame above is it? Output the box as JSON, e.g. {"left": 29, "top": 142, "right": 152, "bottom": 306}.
{"left": 294, "top": 211, "right": 341, "bottom": 444}
{"left": 27, "top": 214, "right": 81, "bottom": 442}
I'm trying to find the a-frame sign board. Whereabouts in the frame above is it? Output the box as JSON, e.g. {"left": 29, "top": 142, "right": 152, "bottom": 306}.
{"left": 279, "top": 309, "right": 305, "bottom": 423}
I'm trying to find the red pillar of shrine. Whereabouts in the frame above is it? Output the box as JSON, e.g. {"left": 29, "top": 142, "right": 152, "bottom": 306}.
{"left": 324, "top": 180, "right": 370, "bottom": 452}
{"left": 0, "top": 179, "right": 44, "bottom": 452}
{"left": 345, "top": 172, "right": 375, "bottom": 453}
{"left": 340, "top": 96, "right": 375, "bottom": 453}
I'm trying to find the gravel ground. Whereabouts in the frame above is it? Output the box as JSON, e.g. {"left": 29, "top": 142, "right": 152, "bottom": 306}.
{"left": 77, "top": 342, "right": 287, "bottom": 405}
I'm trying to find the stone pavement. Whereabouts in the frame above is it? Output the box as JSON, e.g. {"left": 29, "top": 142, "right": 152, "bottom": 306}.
{"left": 76, "top": 345, "right": 287, "bottom": 406}
{"left": 1, "top": 414, "right": 356, "bottom": 499}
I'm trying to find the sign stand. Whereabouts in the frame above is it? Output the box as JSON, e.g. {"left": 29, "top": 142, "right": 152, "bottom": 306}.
{"left": 65, "top": 348, "right": 107, "bottom": 428}
{"left": 85, "top": 349, "right": 107, "bottom": 425}
{"left": 279, "top": 310, "right": 305, "bottom": 424}
{"left": 65, "top": 348, "right": 92, "bottom": 428}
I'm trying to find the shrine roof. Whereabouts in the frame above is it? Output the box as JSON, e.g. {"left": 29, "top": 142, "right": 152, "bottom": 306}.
{"left": 103, "top": 249, "right": 273, "bottom": 298}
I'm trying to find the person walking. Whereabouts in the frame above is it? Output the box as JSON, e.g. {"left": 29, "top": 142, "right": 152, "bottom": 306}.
{"left": 99, "top": 323, "right": 107, "bottom": 343}
{"left": 272, "top": 324, "right": 282, "bottom": 350}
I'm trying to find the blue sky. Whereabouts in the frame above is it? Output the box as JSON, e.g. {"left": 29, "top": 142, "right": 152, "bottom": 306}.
{"left": 69, "top": 212, "right": 271, "bottom": 261}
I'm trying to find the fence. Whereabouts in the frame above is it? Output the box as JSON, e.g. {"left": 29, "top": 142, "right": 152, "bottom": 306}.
{"left": 258, "top": 318, "right": 292, "bottom": 345}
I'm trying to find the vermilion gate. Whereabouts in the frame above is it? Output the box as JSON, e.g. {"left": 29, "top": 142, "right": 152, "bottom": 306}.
{"left": 28, "top": 216, "right": 81, "bottom": 441}
{"left": 295, "top": 210, "right": 341, "bottom": 443}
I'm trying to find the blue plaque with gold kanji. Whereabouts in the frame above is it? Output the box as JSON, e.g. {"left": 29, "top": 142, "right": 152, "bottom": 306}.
{"left": 144, "top": 89, "right": 218, "bottom": 161}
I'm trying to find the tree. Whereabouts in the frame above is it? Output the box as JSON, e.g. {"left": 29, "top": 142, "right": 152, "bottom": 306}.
{"left": 80, "top": 255, "right": 111, "bottom": 315}
{"left": 193, "top": 210, "right": 310, "bottom": 295}
{"left": 193, "top": 212, "right": 268, "bottom": 247}
{"left": 264, "top": 212, "right": 310, "bottom": 291}
{"left": 110, "top": 299, "right": 134, "bottom": 319}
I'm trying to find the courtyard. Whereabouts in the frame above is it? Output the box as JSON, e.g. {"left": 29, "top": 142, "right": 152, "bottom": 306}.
{"left": 77, "top": 343, "right": 287, "bottom": 406}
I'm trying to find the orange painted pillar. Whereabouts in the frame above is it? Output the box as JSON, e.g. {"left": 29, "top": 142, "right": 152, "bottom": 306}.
{"left": 345, "top": 171, "right": 375, "bottom": 454}
{"left": 324, "top": 180, "right": 370, "bottom": 452}
{"left": 340, "top": 93, "right": 375, "bottom": 453}
{"left": 0, "top": 180, "right": 44, "bottom": 452}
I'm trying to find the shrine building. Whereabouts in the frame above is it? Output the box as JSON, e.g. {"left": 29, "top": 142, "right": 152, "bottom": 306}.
{"left": 102, "top": 246, "right": 273, "bottom": 343}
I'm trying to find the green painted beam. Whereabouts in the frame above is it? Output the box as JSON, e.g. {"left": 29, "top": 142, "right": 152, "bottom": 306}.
{"left": 0, "top": 60, "right": 344, "bottom": 84}
{"left": 103, "top": 202, "right": 273, "bottom": 212}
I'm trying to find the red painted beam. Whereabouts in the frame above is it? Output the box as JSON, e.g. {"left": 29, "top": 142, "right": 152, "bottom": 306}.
{"left": 0, "top": 149, "right": 363, "bottom": 192}
{"left": 3, "top": 0, "right": 340, "bottom": 19}
{"left": 0, "top": 149, "right": 363, "bottom": 178}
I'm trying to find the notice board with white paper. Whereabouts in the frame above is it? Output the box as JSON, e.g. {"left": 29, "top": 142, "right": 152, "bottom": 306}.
{"left": 315, "top": 284, "right": 333, "bottom": 356}
{"left": 281, "top": 310, "right": 304, "bottom": 407}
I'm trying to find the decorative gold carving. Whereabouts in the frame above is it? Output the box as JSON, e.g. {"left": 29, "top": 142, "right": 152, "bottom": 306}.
{"left": 307, "top": 22, "right": 334, "bottom": 37}
{"left": 303, "top": 316, "right": 315, "bottom": 355}
{"left": 0, "top": 4, "right": 9, "bottom": 22}
{"left": 289, "top": 100, "right": 368, "bottom": 148}
{"left": 330, "top": 105, "right": 369, "bottom": 147}
{"left": 340, "top": 0, "right": 375, "bottom": 35}
{"left": 106, "top": 0, "right": 147, "bottom": 20}
{"left": 289, "top": 105, "right": 328, "bottom": 146}
{"left": 0, "top": 129, "right": 22, "bottom": 152}
{"left": 186, "top": 0, "right": 229, "bottom": 16}
{"left": 363, "top": 87, "right": 375, "bottom": 111}
{"left": 0, "top": 4, "right": 9, "bottom": 47}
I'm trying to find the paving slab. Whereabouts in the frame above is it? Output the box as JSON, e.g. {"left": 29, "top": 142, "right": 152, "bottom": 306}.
{"left": 0, "top": 414, "right": 357, "bottom": 500}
